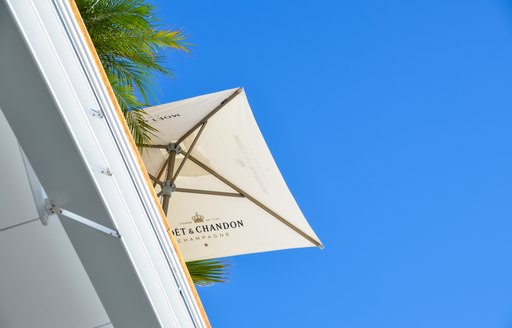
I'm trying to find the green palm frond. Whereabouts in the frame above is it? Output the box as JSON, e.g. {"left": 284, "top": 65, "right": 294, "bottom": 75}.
{"left": 187, "top": 259, "right": 230, "bottom": 286}
{"left": 76, "top": 0, "right": 189, "bottom": 143}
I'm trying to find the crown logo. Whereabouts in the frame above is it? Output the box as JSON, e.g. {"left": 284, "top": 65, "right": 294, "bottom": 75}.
{"left": 192, "top": 212, "right": 204, "bottom": 223}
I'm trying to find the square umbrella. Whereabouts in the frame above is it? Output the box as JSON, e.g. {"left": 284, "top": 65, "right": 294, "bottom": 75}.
{"left": 140, "top": 88, "right": 322, "bottom": 261}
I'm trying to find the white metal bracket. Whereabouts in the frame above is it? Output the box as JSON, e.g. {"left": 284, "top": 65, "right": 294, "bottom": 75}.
{"left": 90, "top": 108, "right": 104, "bottom": 119}
{"left": 161, "top": 180, "right": 176, "bottom": 197}
{"left": 166, "top": 142, "right": 182, "bottom": 154}
{"left": 44, "top": 200, "right": 121, "bottom": 239}
{"left": 20, "top": 146, "right": 120, "bottom": 239}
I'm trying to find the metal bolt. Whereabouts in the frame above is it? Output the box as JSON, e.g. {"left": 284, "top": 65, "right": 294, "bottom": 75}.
{"left": 101, "top": 168, "right": 112, "bottom": 176}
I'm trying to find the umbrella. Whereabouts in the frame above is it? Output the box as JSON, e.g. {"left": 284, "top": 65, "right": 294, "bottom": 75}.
{"left": 140, "top": 88, "right": 322, "bottom": 261}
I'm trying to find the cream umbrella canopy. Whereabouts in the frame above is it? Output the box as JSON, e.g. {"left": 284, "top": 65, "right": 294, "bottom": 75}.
{"left": 140, "top": 88, "right": 322, "bottom": 261}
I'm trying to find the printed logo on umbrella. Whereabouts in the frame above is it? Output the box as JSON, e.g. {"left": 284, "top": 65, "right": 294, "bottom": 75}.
{"left": 172, "top": 212, "right": 245, "bottom": 246}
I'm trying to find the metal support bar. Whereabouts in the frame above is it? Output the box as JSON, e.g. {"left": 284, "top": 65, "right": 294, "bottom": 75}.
{"left": 59, "top": 208, "right": 121, "bottom": 239}
{"left": 183, "top": 151, "right": 323, "bottom": 248}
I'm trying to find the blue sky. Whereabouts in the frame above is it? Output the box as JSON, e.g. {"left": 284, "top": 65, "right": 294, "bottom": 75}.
{"left": 150, "top": 1, "right": 512, "bottom": 327}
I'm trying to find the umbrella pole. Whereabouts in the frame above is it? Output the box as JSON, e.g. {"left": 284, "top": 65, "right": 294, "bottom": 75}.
{"left": 161, "top": 143, "right": 179, "bottom": 213}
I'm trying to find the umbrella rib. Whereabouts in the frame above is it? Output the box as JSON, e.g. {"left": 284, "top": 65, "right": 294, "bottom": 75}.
{"left": 136, "top": 144, "right": 167, "bottom": 149}
{"left": 175, "top": 188, "right": 244, "bottom": 198}
{"left": 153, "top": 154, "right": 170, "bottom": 187}
{"left": 176, "top": 88, "right": 242, "bottom": 145}
{"left": 148, "top": 174, "right": 162, "bottom": 186}
{"left": 183, "top": 151, "right": 322, "bottom": 247}
{"left": 171, "top": 121, "right": 208, "bottom": 183}
{"left": 136, "top": 144, "right": 169, "bottom": 187}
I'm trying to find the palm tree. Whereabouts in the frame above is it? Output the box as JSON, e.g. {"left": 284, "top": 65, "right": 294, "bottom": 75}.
{"left": 76, "top": 0, "right": 228, "bottom": 286}
{"left": 76, "top": 0, "right": 187, "bottom": 145}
